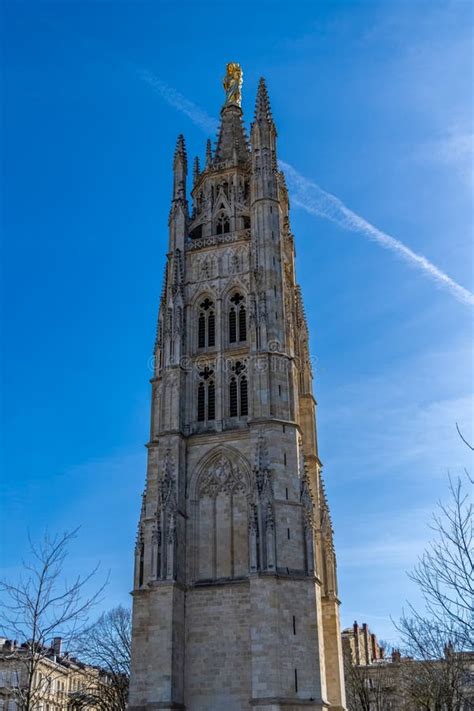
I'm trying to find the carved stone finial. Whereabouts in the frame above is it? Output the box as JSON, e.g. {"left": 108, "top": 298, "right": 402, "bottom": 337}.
{"left": 193, "top": 156, "right": 200, "bottom": 184}
{"left": 174, "top": 134, "right": 187, "bottom": 165}
{"left": 206, "top": 139, "right": 212, "bottom": 167}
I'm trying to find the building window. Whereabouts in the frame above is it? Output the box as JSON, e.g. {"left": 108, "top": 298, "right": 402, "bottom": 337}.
{"left": 229, "top": 377, "right": 238, "bottom": 417}
{"left": 197, "top": 382, "right": 205, "bottom": 421}
{"left": 216, "top": 212, "right": 230, "bottom": 235}
{"left": 198, "top": 298, "right": 215, "bottom": 349}
{"left": 229, "top": 307, "right": 237, "bottom": 343}
{"left": 239, "top": 303, "right": 247, "bottom": 341}
{"left": 208, "top": 380, "right": 215, "bottom": 421}
{"left": 191, "top": 223, "right": 202, "bottom": 239}
{"left": 198, "top": 366, "right": 215, "bottom": 423}
{"left": 229, "top": 361, "right": 248, "bottom": 418}
{"left": 229, "top": 293, "right": 246, "bottom": 344}
{"left": 208, "top": 310, "right": 215, "bottom": 347}
{"left": 240, "top": 376, "right": 248, "bottom": 416}
{"left": 198, "top": 313, "right": 205, "bottom": 348}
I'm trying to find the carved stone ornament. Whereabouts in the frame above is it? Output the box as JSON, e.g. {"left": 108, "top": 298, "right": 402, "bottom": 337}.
{"left": 199, "top": 455, "right": 246, "bottom": 498}
{"left": 300, "top": 471, "right": 314, "bottom": 529}
{"left": 157, "top": 449, "right": 176, "bottom": 510}
{"left": 265, "top": 501, "right": 275, "bottom": 530}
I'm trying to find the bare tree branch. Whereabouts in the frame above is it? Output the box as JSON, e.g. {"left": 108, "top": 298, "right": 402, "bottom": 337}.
{"left": 456, "top": 422, "right": 474, "bottom": 452}
{"left": 0, "top": 529, "right": 107, "bottom": 710}
{"left": 72, "top": 605, "right": 131, "bottom": 710}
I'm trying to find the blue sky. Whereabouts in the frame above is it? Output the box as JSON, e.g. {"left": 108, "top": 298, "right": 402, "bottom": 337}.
{"left": 1, "top": 0, "right": 473, "bottom": 645}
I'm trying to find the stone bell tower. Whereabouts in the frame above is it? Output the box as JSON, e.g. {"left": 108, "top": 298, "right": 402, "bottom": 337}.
{"left": 128, "top": 63, "right": 346, "bottom": 711}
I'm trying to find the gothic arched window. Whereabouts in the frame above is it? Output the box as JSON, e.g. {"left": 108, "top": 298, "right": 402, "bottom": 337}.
{"left": 240, "top": 376, "right": 248, "bottom": 416}
{"left": 229, "top": 293, "right": 246, "bottom": 344}
{"left": 198, "top": 298, "right": 215, "bottom": 350}
{"left": 208, "top": 309, "right": 215, "bottom": 347}
{"left": 216, "top": 212, "right": 230, "bottom": 236}
{"left": 208, "top": 380, "right": 215, "bottom": 421}
{"left": 239, "top": 303, "right": 247, "bottom": 341}
{"left": 229, "top": 307, "right": 237, "bottom": 343}
{"left": 197, "top": 382, "right": 205, "bottom": 422}
{"left": 197, "top": 366, "right": 215, "bottom": 424}
{"left": 229, "top": 377, "right": 238, "bottom": 417}
{"left": 229, "top": 361, "right": 248, "bottom": 418}
{"left": 198, "top": 313, "right": 205, "bottom": 348}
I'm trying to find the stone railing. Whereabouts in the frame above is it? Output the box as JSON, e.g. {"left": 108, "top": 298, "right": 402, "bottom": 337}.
{"left": 185, "top": 229, "right": 250, "bottom": 251}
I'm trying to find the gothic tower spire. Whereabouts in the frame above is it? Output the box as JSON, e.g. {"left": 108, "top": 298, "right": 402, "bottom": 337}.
{"left": 169, "top": 134, "right": 188, "bottom": 253}
{"left": 254, "top": 76, "right": 276, "bottom": 130}
{"left": 129, "top": 64, "right": 347, "bottom": 711}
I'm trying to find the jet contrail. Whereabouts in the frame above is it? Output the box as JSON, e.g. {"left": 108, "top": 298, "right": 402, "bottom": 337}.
{"left": 137, "top": 68, "right": 473, "bottom": 307}
{"left": 138, "top": 69, "right": 219, "bottom": 135}
{"left": 279, "top": 160, "right": 474, "bottom": 307}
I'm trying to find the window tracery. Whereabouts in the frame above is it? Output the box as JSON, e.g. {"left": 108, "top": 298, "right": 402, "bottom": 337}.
{"left": 216, "top": 212, "right": 230, "bottom": 236}
{"left": 197, "top": 365, "right": 215, "bottom": 423}
{"left": 229, "top": 360, "right": 248, "bottom": 417}
{"left": 229, "top": 292, "right": 247, "bottom": 343}
{"left": 198, "top": 298, "right": 215, "bottom": 349}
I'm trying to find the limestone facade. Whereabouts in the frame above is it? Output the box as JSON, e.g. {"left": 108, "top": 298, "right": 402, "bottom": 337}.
{"left": 342, "top": 621, "right": 384, "bottom": 667}
{"left": 128, "top": 68, "right": 347, "bottom": 711}
{"left": 0, "top": 637, "right": 111, "bottom": 710}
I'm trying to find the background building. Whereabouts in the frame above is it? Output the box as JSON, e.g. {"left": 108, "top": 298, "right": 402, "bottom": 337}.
{"left": 342, "top": 628, "right": 474, "bottom": 711}
{"left": 342, "top": 621, "right": 384, "bottom": 667}
{"left": 0, "top": 638, "right": 111, "bottom": 710}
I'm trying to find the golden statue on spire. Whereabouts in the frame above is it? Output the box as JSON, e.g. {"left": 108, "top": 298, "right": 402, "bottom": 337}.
{"left": 223, "top": 62, "right": 243, "bottom": 107}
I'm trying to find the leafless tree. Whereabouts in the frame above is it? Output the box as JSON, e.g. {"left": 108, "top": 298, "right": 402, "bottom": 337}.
{"left": 0, "top": 529, "right": 106, "bottom": 710}
{"left": 397, "top": 428, "right": 474, "bottom": 710}
{"left": 71, "top": 605, "right": 131, "bottom": 710}
{"left": 343, "top": 645, "right": 400, "bottom": 711}
{"left": 407, "top": 473, "right": 473, "bottom": 650}
{"left": 397, "top": 623, "right": 472, "bottom": 711}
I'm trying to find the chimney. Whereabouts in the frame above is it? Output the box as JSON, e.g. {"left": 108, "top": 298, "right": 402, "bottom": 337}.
{"left": 52, "top": 637, "right": 62, "bottom": 657}
{"left": 353, "top": 621, "right": 361, "bottom": 665}
{"left": 392, "top": 649, "right": 401, "bottom": 663}
{"left": 371, "top": 633, "right": 378, "bottom": 661}
{"left": 362, "top": 623, "right": 370, "bottom": 665}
